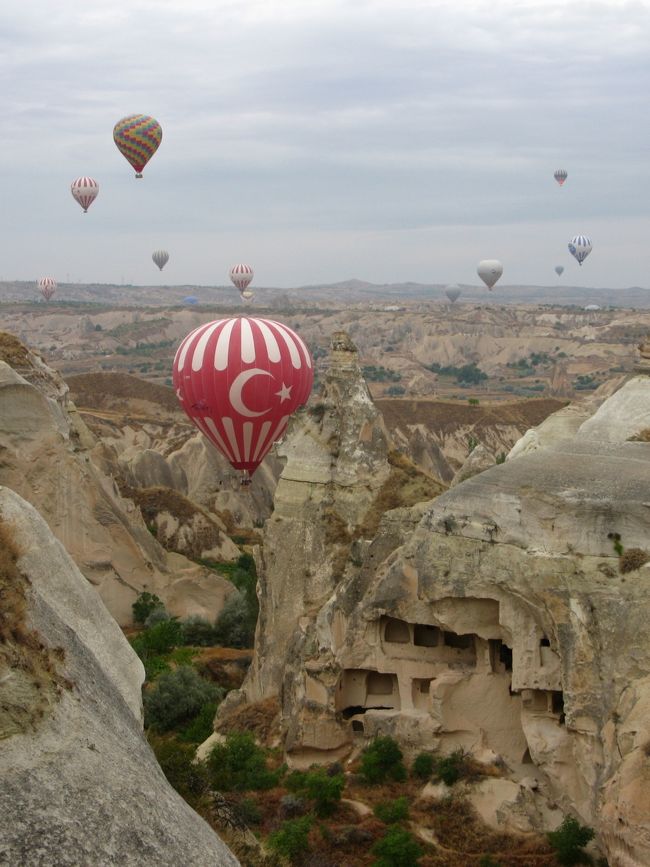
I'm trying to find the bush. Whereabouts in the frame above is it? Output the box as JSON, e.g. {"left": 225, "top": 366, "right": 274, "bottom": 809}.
{"left": 286, "top": 768, "right": 345, "bottom": 817}
{"left": 372, "top": 825, "right": 422, "bottom": 866}
{"left": 213, "top": 590, "right": 257, "bottom": 648}
{"left": 619, "top": 548, "right": 650, "bottom": 574}
{"left": 412, "top": 752, "right": 435, "bottom": 780}
{"left": 132, "top": 591, "right": 163, "bottom": 624}
{"left": 359, "top": 736, "right": 407, "bottom": 784}
{"left": 131, "top": 618, "right": 183, "bottom": 658}
{"left": 178, "top": 700, "right": 220, "bottom": 744}
{"left": 479, "top": 858, "right": 502, "bottom": 867}
{"left": 181, "top": 616, "right": 217, "bottom": 646}
{"left": 207, "top": 730, "right": 281, "bottom": 792}
{"left": 279, "top": 793, "right": 308, "bottom": 819}
{"left": 547, "top": 815, "right": 595, "bottom": 865}
{"left": 144, "top": 605, "right": 170, "bottom": 628}
{"left": 432, "top": 749, "right": 468, "bottom": 786}
{"left": 267, "top": 816, "right": 313, "bottom": 863}
{"left": 149, "top": 736, "right": 210, "bottom": 806}
{"left": 374, "top": 797, "right": 409, "bottom": 824}
{"left": 144, "top": 666, "right": 221, "bottom": 731}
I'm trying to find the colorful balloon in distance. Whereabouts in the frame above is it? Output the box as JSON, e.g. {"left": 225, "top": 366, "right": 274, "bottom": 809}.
{"left": 230, "top": 264, "right": 254, "bottom": 291}
{"left": 37, "top": 277, "right": 56, "bottom": 301}
{"left": 240, "top": 290, "right": 254, "bottom": 302}
{"left": 152, "top": 250, "right": 170, "bottom": 271}
{"left": 477, "top": 260, "right": 503, "bottom": 290}
{"left": 554, "top": 265, "right": 564, "bottom": 277}
{"left": 554, "top": 169, "right": 568, "bottom": 186}
{"left": 445, "top": 285, "right": 461, "bottom": 303}
{"left": 113, "top": 114, "right": 162, "bottom": 178}
{"left": 173, "top": 317, "right": 313, "bottom": 476}
{"left": 70, "top": 177, "right": 99, "bottom": 213}
{"left": 568, "top": 236, "right": 592, "bottom": 266}
{"left": 183, "top": 296, "right": 198, "bottom": 305}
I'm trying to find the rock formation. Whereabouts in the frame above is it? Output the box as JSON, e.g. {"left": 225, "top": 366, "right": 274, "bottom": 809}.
{"left": 0, "top": 336, "right": 234, "bottom": 625}
{"left": 0, "top": 486, "right": 238, "bottom": 866}
{"left": 227, "top": 357, "right": 650, "bottom": 866}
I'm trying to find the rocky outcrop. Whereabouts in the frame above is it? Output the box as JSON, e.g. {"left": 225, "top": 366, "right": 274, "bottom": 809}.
{"left": 449, "top": 442, "right": 495, "bottom": 487}
{"left": 0, "top": 486, "right": 238, "bottom": 866}
{"left": 0, "top": 339, "right": 233, "bottom": 625}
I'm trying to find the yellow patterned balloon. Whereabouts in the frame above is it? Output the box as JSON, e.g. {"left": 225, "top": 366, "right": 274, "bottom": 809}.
{"left": 113, "top": 114, "right": 162, "bottom": 178}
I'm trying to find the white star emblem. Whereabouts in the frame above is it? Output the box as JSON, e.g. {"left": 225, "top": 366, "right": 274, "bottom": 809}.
{"left": 275, "top": 382, "right": 292, "bottom": 402}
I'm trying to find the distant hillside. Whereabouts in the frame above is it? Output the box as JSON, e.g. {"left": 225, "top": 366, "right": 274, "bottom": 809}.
{"left": 67, "top": 372, "right": 180, "bottom": 413}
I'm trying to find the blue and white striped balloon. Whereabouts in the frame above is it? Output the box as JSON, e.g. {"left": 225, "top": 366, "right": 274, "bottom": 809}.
{"left": 568, "top": 236, "right": 592, "bottom": 266}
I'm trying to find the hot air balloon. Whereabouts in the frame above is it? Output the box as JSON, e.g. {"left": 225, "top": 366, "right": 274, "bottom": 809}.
{"left": 113, "top": 114, "right": 162, "bottom": 178}
{"left": 183, "top": 296, "right": 198, "bottom": 305}
{"left": 173, "top": 317, "right": 313, "bottom": 480}
{"left": 37, "top": 277, "right": 57, "bottom": 301}
{"left": 554, "top": 265, "right": 564, "bottom": 277}
{"left": 70, "top": 177, "right": 99, "bottom": 213}
{"left": 477, "top": 260, "right": 503, "bottom": 290}
{"left": 568, "top": 236, "right": 592, "bottom": 266}
{"left": 240, "top": 290, "right": 255, "bottom": 302}
{"left": 445, "top": 285, "right": 461, "bottom": 304}
{"left": 554, "top": 169, "right": 568, "bottom": 186}
{"left": 230, "top": 264, "right": 254, "bottom": 291}
{"left": 152, "top": 250, "right": 169, "bottom": 271}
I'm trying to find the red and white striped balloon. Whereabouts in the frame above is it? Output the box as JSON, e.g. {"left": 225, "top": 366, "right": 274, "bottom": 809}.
{"left": 173, "top": 317, "right": 313, "bottom": 475}
{"left": 70, "top": 177, "right": 99, "bottom": 213}
{"left": 229, "top": 263, "right": 254, "bottom": 291}
{"left": 37, "top": 277, "right": 57, "bottom": 301}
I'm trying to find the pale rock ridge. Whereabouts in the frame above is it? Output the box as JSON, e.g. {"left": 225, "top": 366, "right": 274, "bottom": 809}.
{"left": 0, "top": 347, "right": 232, "bottom": 625}
{"left": 0, "top": 487, "right": 238, "bottom": 867}
{"left": 449, "top": 442, "right": 495, "bottom": 487}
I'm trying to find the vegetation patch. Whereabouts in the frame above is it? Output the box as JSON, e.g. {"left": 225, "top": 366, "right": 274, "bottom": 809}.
{"left": 619, "top": 548, "right": 650, "bottom": 574}
{"left": 0, "top": 332, "right": 35, "bottom": 369}
{"left": 216, "top": 696, "right": 280, "bottom": 744}
{"left": 67, "top": 371, "right": 181, "bottom": 412}
{"left": 0, "top": 517, "right": 69, "bottom": 739}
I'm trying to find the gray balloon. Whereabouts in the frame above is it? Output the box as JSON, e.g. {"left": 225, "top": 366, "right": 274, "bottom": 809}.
{"left": 152, "top": 249, "right": 169, "bottom": 271}
{"left": 477, "top": 259, "right": 503, "bottom": 290}
{"left": 445, "top": 285, "right": 461, "bottom": 303}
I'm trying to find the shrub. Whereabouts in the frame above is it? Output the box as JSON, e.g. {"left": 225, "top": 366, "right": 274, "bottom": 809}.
{"left": 360, "top": 736, "right": 407, "bottom": 784}
{"left": 495, "top": 452, "right": 506, "bottom": 465}
{"left": 374, "top": 796, "right": 409, "bottom": 824}
{"left": 213, "top": 590, "right": 256, "bottom": 648}
{"left": 132, "top": 591, "right": 163, "bottom": 624}
{"left": 234, "top": 797, "right": 262, "bottom": 827}
{"left": 144, "top": 605, "right": 170, "bottom": 628}
{"left": 144, "top": 666, "right": 221, "bottom": 731}
{"left": 279, "top": 793, "right": 308, "bottom": 819}
{"left": 149, "top": 736, "right": 210, "bottom": 806}
{"left": 181, "top": 616, "right": 217, "bottom": 646}
{"left": 207, "top": 730, "right": 281, "bottom": 791}
{"left": 372, "top": 825, "right": 422, "bottom": 866}
{"left": 178, "top": 700, "right": 220, "bottom": 744}
{"left": 286, "top": 768, "right": 345, "bottom": 817}
{"left": 547, "top": 815, "right": 595, "bottom": 865}
{"left": 412, "top": 752, "right": 435, "bottom": 780}
{"left": 432, "top": 749, "right": 468, "bottom": 786}
{"left": 619, "top": 548, "right": 650, "bottom": 574}
{"left": 267, "top": 816, "right": 313, "bottom": 863}
{"left": 131, "top": 618, "right": 183, "bottom": 658}
{"left": 479, "top": 858, "right": 502, "bottom": 867}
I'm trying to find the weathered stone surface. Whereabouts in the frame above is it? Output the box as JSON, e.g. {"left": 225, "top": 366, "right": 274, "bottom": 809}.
{"left": 450, "top": 442, "right": 495, "bottom": 487}
{"left": 576, "top": 376, "right": 650, "bottom": 442}
{"left": 0, "top": 487, "right": 238, "bottom": 867}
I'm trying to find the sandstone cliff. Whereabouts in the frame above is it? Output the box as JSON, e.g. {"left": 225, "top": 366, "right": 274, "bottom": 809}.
{"left": 0, "top": 486, "right": 238, "bottom": 866}
{"left": 228, "top": 359, "right": 650, "bottom": 867}
{"left": 0, "top": 335, "right": 234, "bottom": 625}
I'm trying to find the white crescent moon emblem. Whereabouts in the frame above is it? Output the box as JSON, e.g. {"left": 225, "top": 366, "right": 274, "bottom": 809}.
{"left": 229, "top": 368, "right": 274, "bottom": 417}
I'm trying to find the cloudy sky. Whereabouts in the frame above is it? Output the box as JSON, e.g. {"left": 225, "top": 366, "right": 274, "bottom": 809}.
{"left": 1, "top": 0, "right": 649, "bottom": 290}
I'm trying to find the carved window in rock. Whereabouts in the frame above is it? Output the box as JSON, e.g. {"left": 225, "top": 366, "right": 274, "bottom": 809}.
{"left": 489, "top": 639, "right": 513, "bottom": 673}
{"left": 414, "top": 624, "right": 440, "bottom": 647}
{"left": 367, "top": 672, "right": 395, "bottom": 695}
{"left": 411, "top": 678, "right": 432, "bottom": 711}
{"left": 384, "top": 617, "right": 411, "bottom": 644}
{"left": 443, "top": 631, "right": 473, "bottom": 650}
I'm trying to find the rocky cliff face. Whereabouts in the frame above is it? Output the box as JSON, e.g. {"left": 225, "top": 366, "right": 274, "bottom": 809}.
{"left": 0, "top": 486, "right": 238, "bottom": 866}
{"left": 232, "top": 362, "right": 650, "bottom": 867}
{"left": 0, "top": 335, "right": 233, "bottom": 625}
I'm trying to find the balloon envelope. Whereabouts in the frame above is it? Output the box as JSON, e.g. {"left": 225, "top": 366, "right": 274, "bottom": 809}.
{"left": 113, "top": 114, "right": 162, "bottom": 178}
{"left": 173, "top": 317, "right": 313, "bottom": 475}
{"left": 37, "top": 277, "right": 56, "bottom": 301}
{"left": 152, "top": 250, "right": 170, "bottom": 271}
{"left": 554, "top": 169, "right": 568, "bottom": 186}
{"left": 568, "top": 236, "right": 592, "bottom": 266}
{"left": 554, "top": 265, "right": 564, "bottom": 277}
{"left": 71, "top": 177, "right": 99, "bottom": 213}
{"left": 230, "top": 264, "right": 254, "bottom": 291}
{"left": 183, "top": 296, "right": 198, "bottom": 305}
{"left": 477, "top": 260, "right": 503, "bottom": 290}
{"left": 445, "top": 285, "right": 461, "bottom": 303}
{"left": 240, "top": 290, "right": 255, "bottom": 301}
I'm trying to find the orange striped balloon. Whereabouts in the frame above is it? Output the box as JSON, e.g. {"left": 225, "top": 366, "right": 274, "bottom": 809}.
{"left": 113, "top": 114, "right": 162, "bottom": 178}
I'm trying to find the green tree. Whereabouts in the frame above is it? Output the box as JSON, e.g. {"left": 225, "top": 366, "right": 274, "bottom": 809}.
{"left": 374, "top": 796, "right": 409, "bottom": 824}
{"left": 547, "top": 816, "right": 595, "bottom": 865}
{"left": 213, "top": 590, "right": 256, "bottom": 648}
{"left": 143, "top": 666, "right": 222, "bottom": 732}
{"left": 411, "top": 752, "right": 435, "bottom": 780}
{"left": 432, "top": 749, "right": 468, "bottom": 786}
{"left": 372, "top": 826, "right": 422, "bottom": 867}
{"left": 359, "top": 736, "right": 407, "bottom": 784}
{"left": 207, "top": 730, "right": 281, "bottom": 792}
{"left": 149, "top": 736, "right": 210, "bottom": 807}
{"left": 132, "top": 591, "right": 163, "bottom": 624}
{"left": 267, "top": 816, "right": 313, "bottom": 863}
{"left": 286, "top": 767, "right": 345, "bottom": 817}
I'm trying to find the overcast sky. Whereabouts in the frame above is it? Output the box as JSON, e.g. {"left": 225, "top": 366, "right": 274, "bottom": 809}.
{"left": 1, "top": 0, "right": 649, "bottom": 290}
